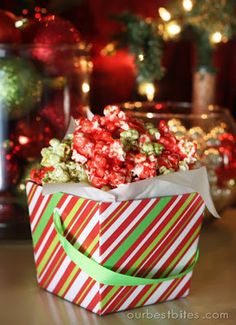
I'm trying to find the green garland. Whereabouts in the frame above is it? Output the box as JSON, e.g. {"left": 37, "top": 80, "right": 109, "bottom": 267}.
{"left": 112, "top": 0, "right": 236, "bottom": 83}
{"left": 113, "top": 13, "right": 165, "bottom": 83}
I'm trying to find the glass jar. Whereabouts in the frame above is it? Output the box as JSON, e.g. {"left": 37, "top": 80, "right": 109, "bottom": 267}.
{"left": 0, "top": 43, "right": 92, "bottom": 238}
{"left": 121, "top": 101, "right": 236, "bottom": 215}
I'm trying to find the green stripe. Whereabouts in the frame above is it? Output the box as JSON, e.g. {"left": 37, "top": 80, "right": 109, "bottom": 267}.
{"left": 136, "top": 284, "right": 160, "bottom": 306}
{"left": 33, "top": 193, "right": 63, "bottom": 245}
{"left": 36, "top": 198, "right": 85, "bottom": 274}
{"left": 58, "top": 267, "right": 78, "bottom": 296}
{"left": 63, "top": 199, "right": 85, "bottom": 230}
{"left": 144, "top": 197, "right": 202, "bottom": 276}
{"left": 103, "top": 195, "right": 182, "bottom": 269}
{"left": 161, "top": 225, "right": 201, "bottom": 277}
{"left": 101, "top": 286, "right": 121, "bottom": 309}
{"left": 74, "top": 235, "right": 99, "bottom": 256}
{"left": 128, "top": 193, "right": 196, "bottom": 274}
{"left": 101, "top": 202, "right": 129, "bottom": 232}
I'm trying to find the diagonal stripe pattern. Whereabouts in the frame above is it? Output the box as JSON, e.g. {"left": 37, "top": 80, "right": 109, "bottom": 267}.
{"left": 26, "top": 181, "right": 205, "bottom": 315}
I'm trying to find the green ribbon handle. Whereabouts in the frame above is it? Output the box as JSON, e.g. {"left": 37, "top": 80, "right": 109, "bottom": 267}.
{"left": 53, "top": 208, "right": 199, "bottom": 287}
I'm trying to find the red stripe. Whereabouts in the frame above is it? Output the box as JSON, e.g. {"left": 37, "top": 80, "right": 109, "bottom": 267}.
{"left": 27, "top": 183, "right": 38, "bottom": 205}
{"left": 35, "top": 196, "right": 87, "bottom": 267}
{"left": 125, "top": 285, "right": 155, "bottom": 310}
{"left": 102, "top": 286, "right": 138, "bottom": 313}
{"left": 31, "top": 192, "right": 49, "bottom": 226}
{"left": 61, "top": 268, "right": 82, "bottom": 298}
{"left": 100, "top": 199, "right": 153, "bottom": 253}
{"left": 38, "top": 201, "right": 100, "bottom": 286}
{"left": 34, "top": 194, "right": 72, "bottom": 265}
{"left": 131, "top": 195, "right": 202, "bottom": 277}
{"left": 38, "top": 246, "right": 65, "bottom": 286}
{"left": 156, "top": 226, "right": 201, "bottom": 279}
{"left": 158, "top": 277, "right": 185, "bottom": 301}
{"left": 87, "top": 291, "right": 100, "bottom": 313}
{"left": 149, "top": 215, "right": 202, "bottom": 279}
{"left": 53, "top": 262, "right": 76, "bottom": 295}
{"left": 100, "top": 198, "right": 161, "bottom": 265}
{"left": 72, "top": 277, "right": 95, "bottom": 304}
{"left": 64, "top": 201, "right": 99, "bottom": 244}
{"left": 77, "top": 222, "right": 99, "bottom": 257}
{"left": 112, "top": 194, "right": 191, "bottom": 273}
{"left": 100, "top": 201, "right": 134, "bottom": 234}
{"left": 175, "top": 280, "right": 191, "bottom": 299}
{"left": 34, "top": 195, "right": 69, "bottom": 252}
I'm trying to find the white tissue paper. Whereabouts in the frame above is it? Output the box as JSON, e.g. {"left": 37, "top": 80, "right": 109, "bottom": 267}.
{"left": 43, "top": 166, "right": 220, "bottom": 218}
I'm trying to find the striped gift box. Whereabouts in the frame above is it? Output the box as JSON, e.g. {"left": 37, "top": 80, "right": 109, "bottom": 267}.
{"left": 26, "top": 181, "right": 205, "bottom": 315}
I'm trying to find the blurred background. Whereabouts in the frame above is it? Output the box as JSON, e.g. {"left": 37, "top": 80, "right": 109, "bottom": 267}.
{"left": 0, "top": 0, "right": 236, "bottom": 117}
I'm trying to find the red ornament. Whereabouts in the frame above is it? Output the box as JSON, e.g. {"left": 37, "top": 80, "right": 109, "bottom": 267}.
{"left": 0, "top": 10, "right": 21, "bottom": 43}
{"left": 39, "top": 95, "right": 68, "bottom": 138}
{"left": 22, "top": 15, "right": 81, "bottom": 75}
{"left": 4, "top": 153, "right": 20, "bottom": 187}
{"left": 12, "top": 116, "right": 54, "bottom": 161}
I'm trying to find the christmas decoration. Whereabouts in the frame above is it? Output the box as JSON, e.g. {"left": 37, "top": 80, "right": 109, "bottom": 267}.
{"left": 112, "top": 1, "right": 236, "bottom": 108}
{"left": 4, "top": 153, "right": 20, "bottom": 188}
{"left": 113, "top": 13, "right": 164, "bottom": 89}
{"left": 12, "top": 116, "right": 54, "bottom": 161}
{"left": 22, "top": 15, "right": 81, "bottom": 75}
{"left": 14, "top": 161, "right": 41, "bottom": 196}
{"left": 0, "top": 57, "right": 43, "bottom": 119}
{"left": 0, "top": 10, "right": 21, "bottom": 43}
{"left": 167, "top": 118, "right": 236, "bottom": 211}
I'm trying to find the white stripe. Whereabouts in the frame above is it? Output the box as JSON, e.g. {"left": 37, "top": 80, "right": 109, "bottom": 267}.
{"left": 92, "top": 303, "right": 100, "bottom": 315}
{"left": 74, "top": 210, "right": 100, "bottom": 247}
{"left": 166, "top": 272, "right": 192, "bottom": 301}
{"left": 31, "top": 195, "right": 50, "bottom": 231}
{"left": 80, "top": 283, "right": 100, "bottom": 308}
{"left": 28, "top": 186, "right": 42, "bottom": 215}
{"left": 64, "top": 271, "right": 89, "bottom": 301}
{"left": 35, "top": 196, "right": 72, "bottom": 261}
{"left": 47, "top": 256, "right": 71, "bottom": 291}
{"left": 118, "top": 286, "right": 146, "bottom": 311}
{"left": 116, "top": 196, "right": 182, "bottom": 272}
{"left": 146, "top": 204, "right": 203, "bottom": 276}
{"left": 133, "top": 195, "right": 201, "bottom": 276}
{"left": 99, "top": 201, "right": 124, "bottom": 222}
{"left": 26, "top": 181, "right": 33, "bottom": 196}
{"left": 101, "top": 200, "right": 142, "bottom": 243}
{"left": 38, "top": 245, "right": 61, "bottom": 282}
{"left": 169, "top": 239, "right": 199, "bottom": 276}
{"left": 100, "top": 199, "right": 156, "bottom": 262}
{"left": 144, "top": 279, "right": 175, "bottom": 305}
{"left": 102, "top": 286, "right": 128, "bottom": 313}
{"left": 64, "top": 199, "right": 91, "bottom": 233}
{"left": 37, "top": 198, "right": 91, "bottom": 282}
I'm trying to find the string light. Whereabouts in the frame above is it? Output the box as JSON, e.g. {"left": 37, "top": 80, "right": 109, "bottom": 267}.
{"left": 159, "top": 7, "right": 171, "bottom": 22}
{"left": 182, "top": 0, "right": 193, "bottom": 12}
{"left": 82, "top": 82, "right": 90, "bottom": 93}
{"left": 166, "top": 21, "right": 181, "bottom": 37}
{"left": 138, "top": 54, "right": 144, "bottom": 61}
{"left": 138, "top": 82, "right": 156, "bottom": 101}
{"left": 211, "top": 31, "right": 223, "bottom": 44}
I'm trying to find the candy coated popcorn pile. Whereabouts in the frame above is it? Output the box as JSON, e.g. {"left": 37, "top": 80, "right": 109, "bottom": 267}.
{"left": 30, "top": 106, "right": 197, "bottom": 189}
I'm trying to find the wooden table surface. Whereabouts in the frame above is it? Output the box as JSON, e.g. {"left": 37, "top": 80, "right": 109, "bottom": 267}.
{"left": 0, "top": 209, "right": 236, "bottom": 325}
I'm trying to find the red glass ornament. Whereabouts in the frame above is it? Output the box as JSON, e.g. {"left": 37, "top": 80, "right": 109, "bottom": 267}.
{"left": 12, "top": 116, "right": 54, "bottom": 161}
{"left": 22, "top": 15, "right": 81, "bottom": 75}
{"left": 0, "top": 10, "right": 21, "bottom": 43}
{"left": 5, "top": 153, "right": 20, "bottom": 187}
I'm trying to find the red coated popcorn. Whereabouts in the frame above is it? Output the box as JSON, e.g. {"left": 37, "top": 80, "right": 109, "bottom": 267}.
{"left": 31, "top": 105, "right": 197, "bottom": 188}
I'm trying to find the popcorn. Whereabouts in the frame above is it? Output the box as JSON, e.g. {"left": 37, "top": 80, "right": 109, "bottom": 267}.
{"left": 31, "top": 106, "right": 197, "bottom": 188}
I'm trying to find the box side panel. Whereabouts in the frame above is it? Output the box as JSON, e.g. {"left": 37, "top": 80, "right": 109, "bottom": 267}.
{"left": 98, "top": 193, "right": 204, "bottom": 314}
{"left": 27, "top": 182, "right": 100, "bottom": 313}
